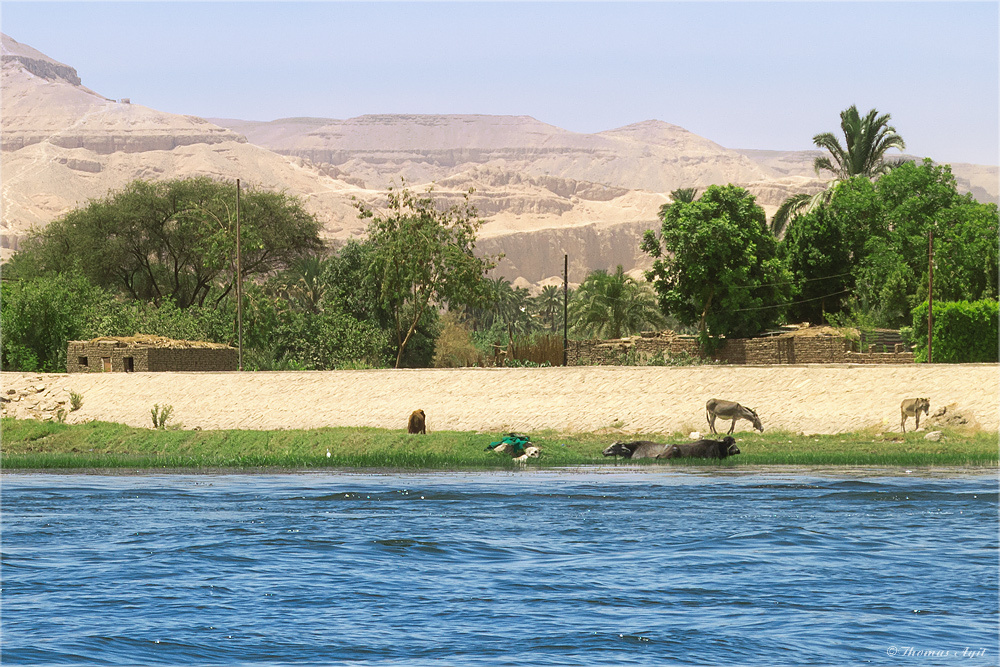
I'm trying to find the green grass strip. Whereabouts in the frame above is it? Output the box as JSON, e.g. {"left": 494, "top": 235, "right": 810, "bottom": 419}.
{"left": 1, "top": 418, "right": 996, "bottom": 470}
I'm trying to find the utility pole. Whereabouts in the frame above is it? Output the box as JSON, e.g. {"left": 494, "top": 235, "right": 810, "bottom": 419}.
{"left": 927, "top": 230, "right": 933, "bottom": 364}
{"left": 236, "top": 179, "right": 243, "bottom": 371}
{"left": 563, "top": 254, "right": 568, "bottom": 366}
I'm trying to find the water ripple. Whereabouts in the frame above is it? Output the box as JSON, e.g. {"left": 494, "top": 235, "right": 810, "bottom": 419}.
{"left": 3, "top": 471, "right": 996, "bottom": 666}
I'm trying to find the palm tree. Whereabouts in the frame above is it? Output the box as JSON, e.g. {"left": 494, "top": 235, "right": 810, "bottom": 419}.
{"left": 813, "top": 106, "right": 906, "bottom": 179}
{"left": 471, "top": 276, "right": 535, "bottom": 334}
{"left": 569, "top": 266, "right": 666, "bottom": 339}
{"left": 658, "top": 187, "right": 699, "bottom": 220}
{"left": 531, "top": 284, "right": 564, "bottom": 333}
{"left": 271, "top": 255, "right": 327, "bottom": 313}
{"left": 770, "top": 106, "right": 906, "bottom": 236}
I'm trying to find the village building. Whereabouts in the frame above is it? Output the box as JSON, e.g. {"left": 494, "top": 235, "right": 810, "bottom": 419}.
{"left": 67, "top": 336, "right": 237, "bottom": 373}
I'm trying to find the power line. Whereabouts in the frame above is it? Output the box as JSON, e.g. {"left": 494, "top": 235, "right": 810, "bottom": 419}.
{"left": 731, "top": 271, "right": 853, "bottom": 290}
{"left": 731, "top": 289, "right": 851, "bottom": 312}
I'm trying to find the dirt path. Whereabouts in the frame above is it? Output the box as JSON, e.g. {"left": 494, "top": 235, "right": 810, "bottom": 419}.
{"left": 2, "top": 364, "right": 996, "bottom": 435}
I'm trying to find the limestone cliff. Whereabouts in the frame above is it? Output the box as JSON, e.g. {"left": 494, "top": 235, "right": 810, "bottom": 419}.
{"left": 3, "top": 33, "right": 995, "bottom": 290}
{"left": 1, "top": 33, "right": 245, "bottom": 154}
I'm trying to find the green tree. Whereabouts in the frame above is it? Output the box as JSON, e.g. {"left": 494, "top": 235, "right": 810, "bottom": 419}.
{"left": 780, "top": 205, "right": 854, "bottom": 324}
{"left": 569, "top": 265, "right": 666, "bottom": 339}
{"left": 320, "top": 240, "right": 438, "bottom": 368}
{"left": 779, "top": 176, "right": 882, "bottom": 324}
{"left": 321, "top": 240, "right": 387, "bottom": 326}
{"left": 474, "top": 276, "right": 534, "bottom": 335}
{"left": 269, "top": 309, "right": 388, "bottom": 370}
{"left": 911, "top": 299, "right": 999, "bottom": 363}
{"left": 0, "top": 273, "right": 104, "bottom": 372}
{"left": 269, "top": 255, "right": 328, "bottom": 314}
{"left": 813, "top": 106, "right": 907, "bottom": 179}
{"left": 771, "top": 105, "right": 906, "bottom": 236}
{"left": 642, "top": 184, "right": 791, "bottom": 345}
{"left": 9, "top": 177, "right": 323, "bottom": 308}
{"left": 531, "top": 284, "right": 564, "bottom": 333}
{"left": 783, "top": 160, "right": 999, "bottom": 329}
{"left": 658, "top": 187, "right": 700, "bottom": 220}
{"left": 354, "top": 186, "right": 496, "bottom": 368}
{"left": 852, "top": 161, "right": 998, "bottom": 326}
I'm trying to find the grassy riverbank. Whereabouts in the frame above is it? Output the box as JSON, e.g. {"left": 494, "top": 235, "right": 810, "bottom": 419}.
{"left": 2, "top": 418, "right": 997, "bottom": 470}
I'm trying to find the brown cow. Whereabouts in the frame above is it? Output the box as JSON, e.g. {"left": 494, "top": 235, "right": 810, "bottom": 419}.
{"left": 407, "top": 409, "right": 427, "bottom": 434}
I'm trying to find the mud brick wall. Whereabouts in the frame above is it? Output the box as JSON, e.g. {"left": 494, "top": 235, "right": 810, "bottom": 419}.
{"left": 568, "top": 333, "right": 914, "bottom": 366}
{"left": 145, "top": 348, "right": 237, "bottom": 372}
{"left": 566, "top": 334, "right": 702, "bottom": 366}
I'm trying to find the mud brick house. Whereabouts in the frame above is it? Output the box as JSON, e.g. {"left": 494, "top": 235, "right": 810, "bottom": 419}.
{"left": 67, "top": 336, "right": 237, "bottom": 373}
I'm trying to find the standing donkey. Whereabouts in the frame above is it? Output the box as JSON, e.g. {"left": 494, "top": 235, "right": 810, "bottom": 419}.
{"left": 900, "top": 398, "right": 930, "bottom": 432}
{"left": 706, "top": 398, "right": 764, "bottom": 435}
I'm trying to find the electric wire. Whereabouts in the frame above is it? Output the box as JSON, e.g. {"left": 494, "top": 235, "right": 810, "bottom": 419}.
{"left": 731, "top": 289, "right": 852, "bottom": 312}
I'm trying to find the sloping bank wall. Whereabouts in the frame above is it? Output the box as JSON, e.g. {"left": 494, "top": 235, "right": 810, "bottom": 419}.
{"left": 3, "top": 365, "right": 996, "bottom": 436}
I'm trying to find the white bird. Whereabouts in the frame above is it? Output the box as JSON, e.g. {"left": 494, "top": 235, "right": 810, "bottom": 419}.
{"left": 326, "top": 449, "right": 331, "bottom": 458}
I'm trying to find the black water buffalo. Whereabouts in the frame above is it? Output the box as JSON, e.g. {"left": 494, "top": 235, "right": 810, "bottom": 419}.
{"left": 659, "top": 436, "right": 740, "bottom": 460}
{"left": 602, "top": 440, "right": 671, "bottom": 460}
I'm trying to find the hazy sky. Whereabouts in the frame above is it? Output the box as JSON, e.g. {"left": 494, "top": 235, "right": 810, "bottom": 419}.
{"left": 3, "top": 2, "right": 998, "bottom": 165}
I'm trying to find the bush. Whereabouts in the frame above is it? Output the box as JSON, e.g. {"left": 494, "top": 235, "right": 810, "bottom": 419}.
{"left": 150, "top": 404, "right": 174, "bottom": 429}
{"left": 1, "top": 274, "right": 105, "bottom": 372}
{"left": 911, "top": 299, "right": 998, "bottom": 363}
{"left": 266, "top": 310, "right": 389, "bottom": 371}
{"left": 433, "top": 315, "right": 482, "bottom": 368}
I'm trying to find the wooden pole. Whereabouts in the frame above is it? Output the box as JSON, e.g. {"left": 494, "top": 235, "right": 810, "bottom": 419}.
{"left": 236, "top": 179, "right": 243, "bottom": 371}
{"left": 927, "top": 230, "right": 933, "bottom": 364}
{"left": 563, "top": 254, "right": 568, "bottom": 366}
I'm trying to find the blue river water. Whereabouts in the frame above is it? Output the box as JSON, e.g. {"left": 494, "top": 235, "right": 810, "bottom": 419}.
{"left": 2, "top": 469, "right": 997, "bottom": 666}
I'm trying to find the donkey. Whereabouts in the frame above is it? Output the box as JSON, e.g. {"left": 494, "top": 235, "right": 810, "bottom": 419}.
{"left": 900, "top": 398, "right": 930, "bottom": 432}
{"left": 705, "top": 398, "right": 764, "bottom": 435}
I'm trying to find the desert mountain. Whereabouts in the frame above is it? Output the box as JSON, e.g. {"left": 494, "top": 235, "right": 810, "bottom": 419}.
{"left": 3, "top": 34, "right": 995, "bottom": 289}
{"left": 0, "top": 34, "right": 367, "bottom": 254}
{"left": 210, "top": 114, "right": 828, "bottom": 205}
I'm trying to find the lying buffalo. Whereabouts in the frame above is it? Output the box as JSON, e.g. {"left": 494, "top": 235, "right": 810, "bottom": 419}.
{"left": 660, "top": 436, "right": 740, "bottom": 460}
{"left": 602, "top": 440, "right": 672, "bottom": 460}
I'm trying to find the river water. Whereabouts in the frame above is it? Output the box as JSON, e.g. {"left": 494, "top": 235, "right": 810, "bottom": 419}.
{"left": 3, "top": 469, "right": 997, "bottom": 666}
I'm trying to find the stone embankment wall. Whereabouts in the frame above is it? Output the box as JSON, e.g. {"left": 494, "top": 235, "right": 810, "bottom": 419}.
{"left": 2, "top": 365, "right": 994, "bottom": 435}
{"left": 567, "top": 332, "right": 914, "bottom": 366}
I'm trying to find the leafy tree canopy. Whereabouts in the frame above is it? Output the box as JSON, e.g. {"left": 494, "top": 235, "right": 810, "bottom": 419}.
{"left": 782, "top": 160, "right": 999, "bottom": 328}
{"left": 813, "top": 105, "right": 906, "bottom": 180}
{"left": 354, "top": 185, "right": 497, "bottom": 368}
{"left": 7, "top": 177, "right": 323, "bottom": 308}
{"left": 642, "top": 184, "right": 791, "bottom": 344}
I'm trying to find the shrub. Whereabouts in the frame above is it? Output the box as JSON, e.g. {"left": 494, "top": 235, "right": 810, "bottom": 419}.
{"left": 433, "top": 315, "right": 482, "bottom": 368}
{"left": 69, "top": 392, "right": 83, "bottom": 411}
{"left": 911, "top": 299, "right": 998, "bottom": 363}
{"left": 0, "top": 274, "right": 105, "bottom": 372}
{"left": 151, "top": 404, "right": 174, "bottom": 429}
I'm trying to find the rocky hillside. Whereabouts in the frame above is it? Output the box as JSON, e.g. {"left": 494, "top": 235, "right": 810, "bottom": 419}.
{"left": 210, "top": 114, "right": 837, "bottom": 209}
{"left": 2, "top": 33, "right": 995, "bottom": 290}
{"left": 0, "top": 34, "right": 368, "bottom": 255}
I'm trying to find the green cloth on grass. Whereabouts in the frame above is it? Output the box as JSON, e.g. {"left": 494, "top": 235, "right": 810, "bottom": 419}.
{"left": 486, "top": 433, "right": 532, "bottom": 454}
